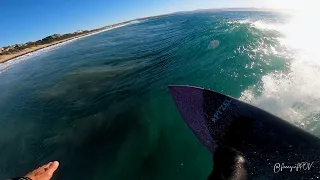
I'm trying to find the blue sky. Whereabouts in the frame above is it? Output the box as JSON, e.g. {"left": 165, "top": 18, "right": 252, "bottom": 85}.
{"left": 0, "top": 0, "right": 285, "bottom": 47}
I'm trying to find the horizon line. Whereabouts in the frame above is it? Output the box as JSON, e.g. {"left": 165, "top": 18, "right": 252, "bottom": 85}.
{"left": 2, "top": 7, "right": 291, "bottom": 48}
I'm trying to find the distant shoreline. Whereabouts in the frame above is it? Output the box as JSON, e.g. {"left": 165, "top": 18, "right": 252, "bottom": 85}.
{"left": 0, "top": 8, "right": 289, "bottom": 64}
{"left": 0, "top": 24, "right": 128, "bottom": 64}
{"left": 0, "top": 36, "right": 78, "bottom": 63}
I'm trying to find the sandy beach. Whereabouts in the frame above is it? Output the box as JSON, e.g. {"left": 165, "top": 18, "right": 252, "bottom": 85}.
{"left": 0, "top": 33, "right": 96, "bottom": 64}
{"left": 0, "top": 24, "right": 128, "bottom": 64}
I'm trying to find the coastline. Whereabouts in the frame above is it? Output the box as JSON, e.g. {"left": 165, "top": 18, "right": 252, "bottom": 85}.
{"left": 0, "top": 38, "right": 76, "bottom": 63}
{"left": 0, "top": 8, "right": 289, "bottom": 65}
{"left": 0, "top": 24, "right": 127, "bottom": 64}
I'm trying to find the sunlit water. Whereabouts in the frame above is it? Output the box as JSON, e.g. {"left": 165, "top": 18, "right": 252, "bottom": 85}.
{"left": 0, "top": 11, "right": 319, "bottom": 179}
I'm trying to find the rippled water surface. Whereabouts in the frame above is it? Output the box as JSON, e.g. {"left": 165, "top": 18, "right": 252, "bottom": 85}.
{"left": 1, "top": 11, "right": 319, "bottom": 179}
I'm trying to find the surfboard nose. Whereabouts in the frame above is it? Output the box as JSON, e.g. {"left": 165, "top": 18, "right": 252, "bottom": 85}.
{"left": 168, "top": 85, "right": 187, "bottom": 94}
{"left": 168, "top": 85, "right": 203, "bottom": 100}
{"left": 168, "top": 85, "right": 217, "bottom": 153}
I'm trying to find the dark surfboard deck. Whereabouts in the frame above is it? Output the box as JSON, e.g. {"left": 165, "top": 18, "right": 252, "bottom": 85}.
{"left": 169, "top": 85, "right": 320, "bottom": 179}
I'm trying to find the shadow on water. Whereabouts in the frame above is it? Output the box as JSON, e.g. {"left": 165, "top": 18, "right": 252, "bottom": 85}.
{"left": 0, "top": 84, "right": 152, "bottom": 179}
{"left": 51, "top": 101, "right": 145, "bottom": 180}
{"left": 0, "top": 58, "right": 154, "bottom": 179}
{"left": 0, "top": 52, "right": 213, "bottom": 179}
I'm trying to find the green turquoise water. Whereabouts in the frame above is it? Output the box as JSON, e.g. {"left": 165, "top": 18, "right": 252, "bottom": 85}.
{"left": 0, "top": 11, "right": 319, "bottom": 179}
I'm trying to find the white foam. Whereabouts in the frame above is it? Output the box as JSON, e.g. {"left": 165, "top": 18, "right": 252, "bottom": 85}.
{"left": 253, "top": 20, "right": 283, "bottom": 31}
{"left": 240, "top": 12, "right": 320, "bottom": 133}
{"left": 241, "top": 58, "right": 320, "bottom": 130}
{"left": 235, "top": 18, "right": 285, "bottom": 32}
{"left": 237, "top": 19, "right": 251, "bottom": 24}
{"left": 129, "top": 20, "right": 142, "bottom": 24}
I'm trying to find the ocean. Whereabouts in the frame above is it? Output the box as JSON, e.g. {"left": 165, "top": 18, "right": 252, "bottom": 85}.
{"left": 0, "top": 10, "right": 319, "bottom": 179}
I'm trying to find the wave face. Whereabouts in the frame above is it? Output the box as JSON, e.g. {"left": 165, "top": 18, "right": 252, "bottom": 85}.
{"left": 0, "top": 11, "right": 318, "bottom": 179}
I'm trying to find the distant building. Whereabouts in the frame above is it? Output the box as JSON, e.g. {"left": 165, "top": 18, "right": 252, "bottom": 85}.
{"left": 3, "top": 46, "right": 15, "bottom": 52}
{"left": 51, "top": 34, "right": 62, "bottom": 38}
{"left": 15, "top": 44, "right": 25, "bottom": 48}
